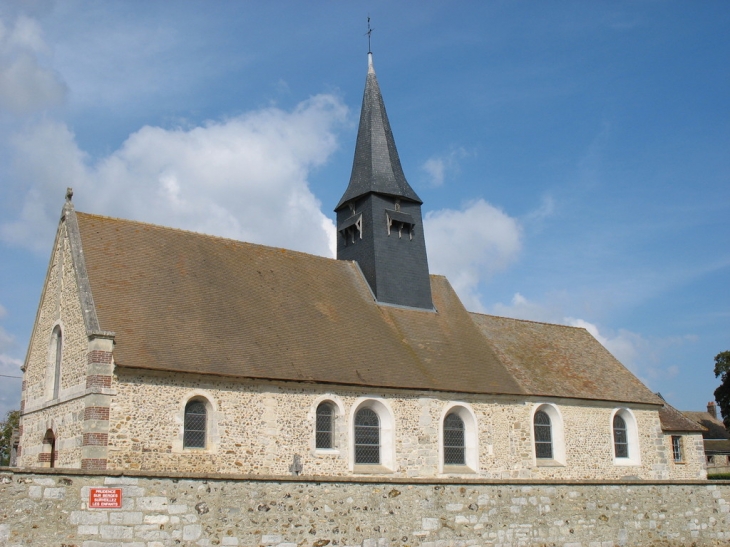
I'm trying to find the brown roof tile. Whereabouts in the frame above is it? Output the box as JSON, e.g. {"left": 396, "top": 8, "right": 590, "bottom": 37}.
{"left": 659, "top": 404, "right": 705, "bottom": 432}
{"left": 682, "top": 411, "right": 729, "bottom": 439}
{"left": 75, "top": 211, "right": 663, "bottom": 405}
{"left": 469, "top": 314, "right": 662, "bottom": 405}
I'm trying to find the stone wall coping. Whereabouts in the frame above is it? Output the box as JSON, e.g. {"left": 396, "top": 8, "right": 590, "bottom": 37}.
{"left": 0, "top": 466, "right": 717, "bottom": 486}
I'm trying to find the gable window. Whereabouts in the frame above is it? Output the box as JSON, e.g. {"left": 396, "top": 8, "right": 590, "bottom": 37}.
{"left": 443, "top": 412, "right": 465, "bottom": 465}
{"left": 316, "top": 403, "right": 335, "bottom": 449}
{"left": 671, "top": 435, "right": 683, "bottom": 462}
{"left": 51, "top": 326, "right": 63, "bottom": 399}
{"left": 183, "top": 400, "right": 207, "bottom": 449}
{"left": 534, "top": 410, "right": 553, "bottom": 459}
{"left": 613, "top": 414, "right": 629, "bottom": 458}
{"left": 354, "top": 408, "right": 380, "bottom": 464}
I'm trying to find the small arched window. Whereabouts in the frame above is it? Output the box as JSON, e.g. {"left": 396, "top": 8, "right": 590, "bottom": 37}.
{"left": 534, "top": 410, "right": 553, "bottom": 459}
{"left": 613, "top": 414, "right": 629, "bottom": 458}
{"left": 183, "top": 400, "right": 207, "bottom": 449}
{"left": 316, "top": 402, "right": 335, "bottom": 449}
{"left": 443, "top": 412, "right": 465, "bottom": 465}
{"left": 52, "top": 326, "right": 62, "bottom": 399}
{"left": 43, "top": 429, "right": 56, "bottom": 468}
{"left": 354, "top": 408, "right": 380, "bottom": 464}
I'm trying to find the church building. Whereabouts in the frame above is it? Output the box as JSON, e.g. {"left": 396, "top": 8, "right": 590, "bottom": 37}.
{"left": 16, "top": 53, "right": 705, "bottom": 480}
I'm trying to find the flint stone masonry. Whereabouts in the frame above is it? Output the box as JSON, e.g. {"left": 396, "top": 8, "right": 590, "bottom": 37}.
{"left": 2, "top": 469, "right": 730, "bottom": 547}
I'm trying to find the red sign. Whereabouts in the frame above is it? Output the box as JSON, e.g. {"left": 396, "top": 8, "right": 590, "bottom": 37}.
{"left": 89, "top": 488, "right": 122, "bottom": 508}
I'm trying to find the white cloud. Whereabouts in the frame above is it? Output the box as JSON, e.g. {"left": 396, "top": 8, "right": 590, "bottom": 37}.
{"left": 0, "top": 15, "right": 67, "bottom": 113}
{"left": 425, "top": 199, "right": 522, "bottom": 311}
{"left": 421, "top": 147, "right": 469, "bottom": 187}
{"left": 491, "top": 292, "right": 558, "bottom": 323}
{"left": 2, "top": 94, "right": 348, "bottom": 257}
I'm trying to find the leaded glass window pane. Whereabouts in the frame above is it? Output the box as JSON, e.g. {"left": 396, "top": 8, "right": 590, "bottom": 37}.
{"left": 354, "top": 408, "right": 380, "bottom": 464}
{"left": 672, "top": 435, "right": 683, "bottom": 462}
{"left": 443, "top": 412, "right": 465, "bottom": 465}
{"left": 613, "top": 414, "right": 628, "bottom": 458}
{"left": 534, "top": 410, "right": 553, "bottom": 459}
{"left": 184, "top": 401, "right": 206, "bottom": 449}
{"left": 316, "top": 403, "right": 334, "bottom": 449}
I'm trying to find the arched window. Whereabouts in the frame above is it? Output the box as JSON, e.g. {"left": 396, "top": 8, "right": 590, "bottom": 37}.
{"left": 52, "top": 326, "right": 62, "bottom": 399}
{"left": 183, "top": 400, "right": 207, "bottom": 449}
{"left": 534, "top": 410, "right": 553, "bottom": 459}
{"left": 316, "top": 402, "right": 335, "bottom": 449}
{"left": 443, "top": 412, "right": 465, "bottom": 465}
{"left": 354, "top": 408, "right": 380, "bottom": 464}
{"left": 613, "top": 414, "right": 629, "bottom": 458}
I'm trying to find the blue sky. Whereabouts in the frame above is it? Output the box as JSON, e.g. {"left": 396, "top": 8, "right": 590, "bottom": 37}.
{"left": 0, "top": 1, "right": 728, "bottom": 419}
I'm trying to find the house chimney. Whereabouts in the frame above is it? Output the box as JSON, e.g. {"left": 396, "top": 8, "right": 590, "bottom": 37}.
{"left": 708, "top": 401, "right": 717, "bottom": 419}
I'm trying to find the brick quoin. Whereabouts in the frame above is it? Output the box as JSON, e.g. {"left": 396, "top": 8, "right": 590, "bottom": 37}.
{"left": 81, "top": 458, "right": 108, "bottom": 470}
{"left": 19, "top": 400, "right": 24, "bottom": 412}
{"left": 16, "top": 446, "right": 21, "bottom": 457}
{"left": 18, "top": 424, "right": 23, "bottom": 436}
{"left": 84, "top": 407, "right": 110, "bottom": 421}
{"left": 82, "top": 433, "right": 108, "bottom": 446}
{"left": 37, "top": 453, "right": 51, "bottom": 462}
{"left": 87, "top": 350, "right": 112, "bottom": 364}
{"left": 21, "top": 380, "right": 26, "bottom": 392}
{"left": 86, "top": 375, "right": 112, "bottom": 389}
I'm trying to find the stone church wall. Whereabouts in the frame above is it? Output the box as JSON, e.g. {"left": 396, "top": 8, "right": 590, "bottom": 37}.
{"left": 105, "top": 369, "right": 705, "bottom": 481}
{"left": 18, "top": 221, "right": 91, "bottom": 468}
{"left": 1, "top": 468, "right": 730, "bottom": 546}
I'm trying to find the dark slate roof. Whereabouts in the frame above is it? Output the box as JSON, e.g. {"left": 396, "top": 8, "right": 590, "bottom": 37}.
{"left": 336, "top": 54, "right": 421, "bottom": 210}
{"left": 74, "top": 211, "right": 664, "bottom": 405}
{"left": 683, "top": 411, "right": 730, "bottom": 440}
{"left": 659, "top": 403, "right": 706, "bottom": 432}
{"left": 469, "top": 314, "right": 662, "bottom": 405}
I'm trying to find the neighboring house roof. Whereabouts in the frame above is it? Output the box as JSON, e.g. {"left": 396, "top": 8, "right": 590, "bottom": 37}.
{"left": 74, "top": 210, "right": 663, "bottom": 405}
{"left": 682, "top": 411, "right": 730, "bottom": 440}
{"left": 659, "top": 403, "right": 706, "bottom": 432}
{"left": 704, "top": 439, "right": 730, "bottom": 455}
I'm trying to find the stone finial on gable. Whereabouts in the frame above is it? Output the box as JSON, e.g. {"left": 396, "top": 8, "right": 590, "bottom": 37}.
{"left": 65, "top": 187, "right": 74, "bottom": 203}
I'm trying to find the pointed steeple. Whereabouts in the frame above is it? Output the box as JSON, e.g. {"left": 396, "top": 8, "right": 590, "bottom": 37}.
{"left": 336, "top": 53, "right": 422, "bottom": 210}
{"left": 335, "top": 53, "right": 433, "bottom": 310}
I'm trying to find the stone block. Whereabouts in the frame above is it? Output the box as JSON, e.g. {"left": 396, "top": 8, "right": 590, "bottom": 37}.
{"left": 167, "top": 503, "right": 188, "bottom": 514}
{"left": 70, "top": 511, "right": 109, "bottom": 525}
{"left": 99, "top": 524, "right": 134, "bottom": 539}
{"left": 109, "top": 511, "right": 143, "bottom": 525}
{"left": 33, "top": 478, "right": 55, "bottom": 486}
{"left": 183, "top": 524, "right": 202, "bottom": 540}
{"left": 104, "top": 476, "right": 139, "bottom": 485}
{"left": 43, "top": 487, "right": 66, "bottom": 499}
{"left": 262, "top": 534, "right": 283, "bottom": 545}
{"left": 77, "top": 525, "right": 99, "bottom": 534}
{"left": 28, "top": 485, "right": 42, "bottom": 498}
{"left": 221, "top": 538, "right": 240, "bottom": 546}
{"left": 422, "top": 518, "right": 440, "bottom": 531}
{"left": 137, "top": 497, "right": 168, "bottom": 511}
{"left": 143, "top": 514, "right": 169, "bottom": 524}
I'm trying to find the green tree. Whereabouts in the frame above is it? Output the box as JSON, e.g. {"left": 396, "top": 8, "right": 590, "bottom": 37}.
{"left": 0, "top": 409, "right": 20, "bottom": 466}
{"left": 713, "top": 351, "right": 730, "bottom": 428}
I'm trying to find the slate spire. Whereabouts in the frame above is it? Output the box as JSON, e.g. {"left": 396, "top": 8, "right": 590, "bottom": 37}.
{"left": 335, "top": 53, "right": 433, "bottom": 310}
{"left": 336, "top": 53, "right": 422, "bottom": 209}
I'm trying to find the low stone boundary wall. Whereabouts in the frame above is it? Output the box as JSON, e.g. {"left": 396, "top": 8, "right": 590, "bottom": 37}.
{"left": 2, "top": 468, "right": 730, "bottom": 546}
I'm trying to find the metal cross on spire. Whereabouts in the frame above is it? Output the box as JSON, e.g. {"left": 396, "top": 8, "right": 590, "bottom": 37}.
{"left": 365, "top": 16, "right": 374, "bottom": 53}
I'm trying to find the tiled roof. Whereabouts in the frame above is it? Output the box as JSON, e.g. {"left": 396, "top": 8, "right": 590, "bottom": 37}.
{"left": 76, "top": 211, "right": 663, "bottom": 405}
{"left": 659, "top": 403, "right": 706, "bottom": 432}
{"left": 683, "top": 411, "right": 730, "bottom": 440}
{"left": 469, "top": 314, "right": 662, "bottom": 405}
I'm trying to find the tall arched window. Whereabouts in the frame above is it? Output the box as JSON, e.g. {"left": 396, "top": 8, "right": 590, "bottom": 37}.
{"left": 613, "top": 414, "right": 629, "bottom": 458}
{"left": 316, "top": 402, "right": 335, "bottom": 449}
{"left": 183, "top": 400, "right": 207, "bottom": 449}
{"left": 51, "top": 326, "right": 62, "bottom": 399}
{"left": 354, "top": 408, "right": 380, "bottom": 464}
{"left": 534, "top": 410, "right": 553, "bottom": 459}
{"left": 443, "top": 412, "right": 465, "bottom": 465}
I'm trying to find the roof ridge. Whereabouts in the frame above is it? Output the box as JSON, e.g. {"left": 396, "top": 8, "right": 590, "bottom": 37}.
{"left": 75, "top": 211, "right": 337, "bottom": 263}
{"left": 469, "top": 310, "right": 589, "bottom": 331}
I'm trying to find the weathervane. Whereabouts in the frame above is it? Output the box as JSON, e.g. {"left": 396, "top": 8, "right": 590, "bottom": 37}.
{"left": 366, "top": 16, "right": 373, "bottom": 53}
